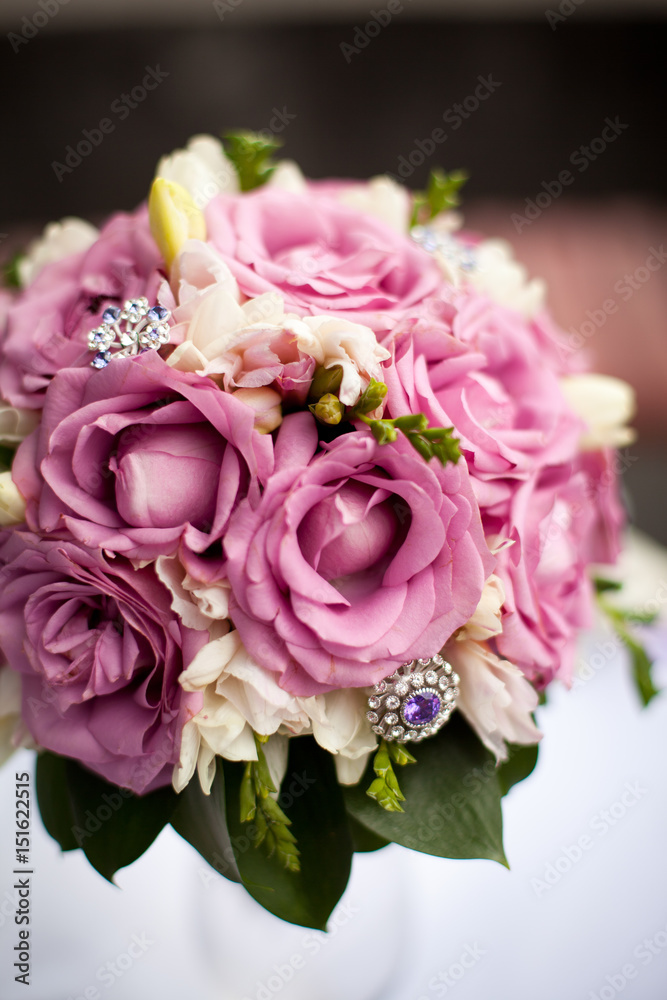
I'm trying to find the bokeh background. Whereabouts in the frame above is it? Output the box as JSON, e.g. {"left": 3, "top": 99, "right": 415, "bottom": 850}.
{"left": 1, "top": 0, "right": 665, "bottom": 542}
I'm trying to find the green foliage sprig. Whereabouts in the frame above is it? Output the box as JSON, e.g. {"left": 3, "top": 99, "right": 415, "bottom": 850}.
{"left": 223, "top": 131, "right": 283, "bottom": 191}
{"left": 240, "top": 735, "right": 301, "bottom": 872}
{"left": 366, "top": 740, "right": 416, "bottom": 813}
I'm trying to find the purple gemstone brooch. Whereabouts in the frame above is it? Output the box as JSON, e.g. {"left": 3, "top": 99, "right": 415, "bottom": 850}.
{"left": 367, "top": 654, "right": 459, "bottom": 744}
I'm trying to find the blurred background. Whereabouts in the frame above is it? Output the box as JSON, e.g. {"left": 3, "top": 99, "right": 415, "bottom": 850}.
{"left": 0, "top": 0, "right": 665, "bottom": 541}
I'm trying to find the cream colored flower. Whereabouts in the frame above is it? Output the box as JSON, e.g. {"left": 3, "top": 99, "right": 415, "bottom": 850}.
{"left": 0, "top": 403, "right": 39, "bottom": 445}
{"left": 469, "top": 239, "right": 546, "bottom": 318}
{"left": 155, "top": 134, "right": 238, "bottom": 207}
{"left": 173, "top": 630, "right": 377, "bottom": 793}
{"left": 267, "top": 159, "right": 307, "bottom": 194}
{"left": 339, "top": 175, "right": 412, "bottom": 234}
{"left": 0, "top": 471, "right": 26, "bottom": 526}
{"left": 559, "top": 373, "right": 636, "bottom": 450}
{"left": 446, "top": 575, "right": 541, "bottom": 760}
{"left": 155, "top": 555, "right": 231, "bottom": 631}
{"left": 148, "top": 178, "right": 206, "bottom": 270}
{"left": 0, "top": 667, "right": 22, "bottom": 767}
{"left": 18, "top": 217, "right": 98, "bottom": 288}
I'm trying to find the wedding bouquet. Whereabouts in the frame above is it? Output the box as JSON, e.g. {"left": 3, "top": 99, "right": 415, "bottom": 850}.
{"left": 0, "top": 132, "right": 646, "bottom": 930}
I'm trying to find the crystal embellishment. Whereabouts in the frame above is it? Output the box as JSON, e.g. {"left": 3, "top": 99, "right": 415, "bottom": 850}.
{"left": 366, "top": 653, "right": 459, "bottom": 744}
{"left": 87, "top": 298, "right": 172, "bottom": 367}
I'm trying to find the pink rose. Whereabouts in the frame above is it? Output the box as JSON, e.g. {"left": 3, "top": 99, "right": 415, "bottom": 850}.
{"left": 383, "top": 291, "right": 583, "bottom": 515}
{"left": 0, "top": 530, "right": 207, "bottom": 792}
{"left": 0, "top": 207, "right": 163, "bottom": 409}
{"left": 14, "top": 352, "right": 273, "bottom": 567}
{"left": 224, "top": 412, "right": 493, "bottom": 696}
{"left": 490, "top": 463, "right": 597, "bottom": 686}
{"left": 204, "top": 187, "right": 442, "bottom": 334}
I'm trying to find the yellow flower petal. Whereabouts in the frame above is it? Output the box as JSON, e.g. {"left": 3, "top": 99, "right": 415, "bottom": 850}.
{"left": 148, "top": 177, "right": 206, "bottom": 269}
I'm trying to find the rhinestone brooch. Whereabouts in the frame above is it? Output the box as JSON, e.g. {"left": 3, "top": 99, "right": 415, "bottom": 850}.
{"left": 367, "top": 654, "right": 460, "bottom": 744}
{"left": 88, "top": 298, "right": 172, "bottom": 369}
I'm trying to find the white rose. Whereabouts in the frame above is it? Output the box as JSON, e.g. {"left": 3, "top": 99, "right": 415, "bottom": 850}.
{"left": 339, "top": 175, "right": 411, "bottom": 234}
{"left": 17, "top": 218, "right": 98, "bottom": 288}
{"left": 0, "top": 403, "right": 39, "bottom": 445}
{"left": 560, "top": 373, "right": 636, "bottom": 450}
{"left": 0, "top": 471, "right": 26, "bottom": 526}
{"left": 469, "top": 238, "right": 546, "bottom": 318}
{"left": 155, "top": 134, "right": 239, "bottom": 208}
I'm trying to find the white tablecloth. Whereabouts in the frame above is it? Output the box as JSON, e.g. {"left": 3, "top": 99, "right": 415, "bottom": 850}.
{"left": 1, "top": 531, "right": 666, "bottom": 1000}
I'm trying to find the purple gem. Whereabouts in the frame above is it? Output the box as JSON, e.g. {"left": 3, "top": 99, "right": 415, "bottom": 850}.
{"left": 102, "top": 306, "right": 121, "bottom": 323}
{"left": 147, "top": 305, "right": 169, "bottom": 323}
{"left": 91, "top": 351, "right": 111, "bottom": 369}
{"left": 402, "top": 691, "right": 441, "bottom": 726}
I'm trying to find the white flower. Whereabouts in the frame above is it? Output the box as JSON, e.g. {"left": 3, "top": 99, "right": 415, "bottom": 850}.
{"left": 0, "top": 667, "right": 24, "bottom": 767}
{"left": 456, "top": 574, "right": 505, "bottom": 643}
{"left": 294, "top": 315, "right": 390, "bottom": 406}
{"left": 17, "top": 217, "right": 98, "bottom": 288}
{"left": 155, "top": 555, "right": 231, "bottom": 631}
{"left": 173, "top": 631, "right": 312, "bottom": 793}
{"left": 0, "top": 403, "right": 39, "bottom": 445}
{"left": 167, "top": 248, "right": 390, "bottom": 408}
{"left": 469, "top": 238, "right": 546, "bottom": 318}
{"left": 445, "top": 576, "right": 541, "bottom": 761}
{"left": 173, "top": 630, "right": 377, "bottom": 793}
{"left": 338, "top": 175, "right": 411, "bottom": 234}
{"left": 0, "top": 471, "right": 26, "bottom": 526}
{"left": 559, "top": 373, "right": 636, "bottom": 450}
{"left": 267, "top": 159, "right": 307, "bottom": 193}
{"left": 155, "top": 134, "right": 239, "bottom": 208}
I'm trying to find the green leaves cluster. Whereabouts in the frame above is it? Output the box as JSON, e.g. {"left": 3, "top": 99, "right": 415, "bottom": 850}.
{"left": 240, "top": 735, "right": 300, "bottom": 872}
{"left": 35, "top": 714, "right": 539, "bottom": 931}
{"left": 222, "top": 130, "right": 283, "bottom": 191}
{"left": 595, "top": 578, "right": 660, "bottom": 706}
{"left": 411, "top": 168, "right": 468, "bottom": 226}
{"left": 366, "top": 740, "right": 416, "bottom": 812}
{"left": 308, "top": 372, "right": 461, "bottom": 468}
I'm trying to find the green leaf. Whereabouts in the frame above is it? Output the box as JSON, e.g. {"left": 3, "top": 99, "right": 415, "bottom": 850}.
{"left": 35, "top": 752, "right": 79, "bottom": 851}
{"left": 598, "top": 597, "right": 660, "bottom": 706}
{"left": 0, "top": 444, "right": 16, "bottom": 472}
{"left": 497, "top": 743, "right": 539, "bottom": 797}
{"left": 223, "top": 737, "right": 353, "bottom": 929}
{"left": 625, "top": 632, "right": 660, "bottom": 707}
{"left": 346, "top": 814, "right": 390, "bottom": 853}
{"left": 170, "top": 761, "right": 241, "bottom": 883}
{"left": 411, "top": 168, "right": 468, "bottom": 226}
{"left": 3, "top": 252, "right": 22, "bottom": 289}
{"left": 223, "top": 130, "right": 283, "bottom": 191}
{"left": 594, "top": 576, "right": 623, "bottom": 594}
{"left": 345, "top": 714, "right": 507, "bottom": 866}
{"left": 63, "top": 759, "right": 179, "bottom": 882}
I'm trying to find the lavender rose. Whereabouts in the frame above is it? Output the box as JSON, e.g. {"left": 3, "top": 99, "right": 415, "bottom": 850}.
{"left": 204, "top": 187, "right": 442, "bottom": 335}
{"left": 14, "top": 352, "right": 273, "bottom": 566}
{"left": 0, "top": 530, "right": 207, "bottom": 792}
{"left": 224, "top": 412, "right": 493, "bottom": 696}
{"left": 0, "top": 207, "right": 164, "bottom": 410}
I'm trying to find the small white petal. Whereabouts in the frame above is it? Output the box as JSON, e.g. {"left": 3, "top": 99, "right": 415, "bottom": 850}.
{"left": 0, "top": 471, "right": 26, "bottom": 526}
{"left": 156, "top": 134, "right": 239, "bottom": 207}
{"left": 0, "top": 403, "right": 39, "bottom": 445}
{"left": 18, "top": 218, "right": 98, "bottom": 287}
{"left": 339, "top": 176, "right": 411, "bottom": 234}
{"left": 560, "top": 374, "right": 636, "bottom": 450}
